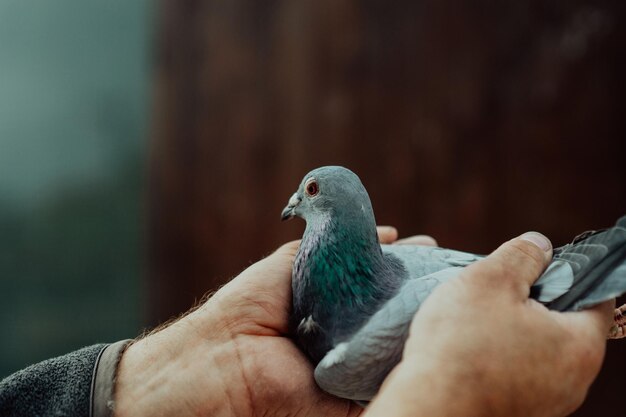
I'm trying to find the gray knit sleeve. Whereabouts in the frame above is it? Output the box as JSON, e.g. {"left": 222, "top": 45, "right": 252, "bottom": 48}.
{"left": 0, "top": 344, "right": 106, "bottom": 417}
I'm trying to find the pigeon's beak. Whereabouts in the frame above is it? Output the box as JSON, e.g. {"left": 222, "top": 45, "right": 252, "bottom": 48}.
{"left": 281, "top": 193, "right": 301, "bottom": 221}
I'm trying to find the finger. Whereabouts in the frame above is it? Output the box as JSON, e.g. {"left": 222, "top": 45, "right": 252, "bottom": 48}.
{"left": 610, "top": 303, "right": 626, "bottom": 339}
{"left": 562, "top": 299, "right": 615, "bottom": 342}
{"left": 377, "top": 226, "right": 398, "bottom": 244}
{"left": 394, "top": 235, "right": 438, "bottom": 247}
{"left": 461, "top": 232, "right": 553, "bottom": 298}
{"left": 554, "top": 300, "right": 614, "bottom": 382}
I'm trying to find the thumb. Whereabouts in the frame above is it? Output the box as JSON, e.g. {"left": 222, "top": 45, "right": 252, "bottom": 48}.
{"left": 242, "top": 240, "right": 300, "bottom": 284}
{"left": 461, "top": 232, "right": 554, "bottom": 301}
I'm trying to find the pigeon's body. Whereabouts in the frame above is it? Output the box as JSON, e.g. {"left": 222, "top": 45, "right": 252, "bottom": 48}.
{"left": 282, "top": 166, "right": 626, "bottom": 402}
{"left": 292, "top": 216, "right": 405, "bottom": 363}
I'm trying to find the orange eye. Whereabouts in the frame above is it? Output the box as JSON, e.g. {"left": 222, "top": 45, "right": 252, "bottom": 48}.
{"left": 305, "top": 180, "right": 319, "bottom": 196}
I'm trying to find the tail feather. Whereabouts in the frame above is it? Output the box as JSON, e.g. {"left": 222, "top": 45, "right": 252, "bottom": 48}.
{"left": 547, "top": 218, "right": 626, "bottom": 312}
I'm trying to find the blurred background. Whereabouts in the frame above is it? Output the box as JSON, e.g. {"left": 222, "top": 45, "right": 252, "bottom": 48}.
{"left": 0, "top": 0, "right": 149, "bottom": 376}
{"left": 0, "top": 1, "right": 624, "bottom": 415}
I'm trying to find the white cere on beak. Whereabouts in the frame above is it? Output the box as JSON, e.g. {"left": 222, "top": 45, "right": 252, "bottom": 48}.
{"left": 289, "top": 192, "right": 300, "bottom": 207}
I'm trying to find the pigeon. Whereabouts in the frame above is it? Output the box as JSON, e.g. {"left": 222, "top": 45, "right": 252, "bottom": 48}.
{"left": 280, "top": 165, "right": 626, "bottom": 403}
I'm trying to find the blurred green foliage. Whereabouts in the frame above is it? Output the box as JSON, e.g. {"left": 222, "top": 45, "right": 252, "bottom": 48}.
{"left": 0, "top": 0, "right": 151, "bottom": 377}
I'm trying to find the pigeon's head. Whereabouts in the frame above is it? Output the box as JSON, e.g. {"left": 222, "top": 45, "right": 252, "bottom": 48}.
{"left": 281, "top": 166, "right": 375, "bottom": 224}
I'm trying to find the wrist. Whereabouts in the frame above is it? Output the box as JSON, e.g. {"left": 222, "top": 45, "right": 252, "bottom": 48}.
{"left": 114, "top": 308, "right": 249, "bottom": 417}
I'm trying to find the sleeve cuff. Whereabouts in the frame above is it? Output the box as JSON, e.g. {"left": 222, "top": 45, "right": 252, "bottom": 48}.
{"left": 90, "top": 339, "right": 133, "bottom": 417}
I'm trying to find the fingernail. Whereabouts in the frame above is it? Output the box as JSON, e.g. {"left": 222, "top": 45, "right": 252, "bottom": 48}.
{"left": 520, "top": 231, "right": 552, "bottom": 252}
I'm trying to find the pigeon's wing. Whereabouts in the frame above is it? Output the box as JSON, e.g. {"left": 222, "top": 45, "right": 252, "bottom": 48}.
{"left": 382, "top": 244, "right": 484, "bottom": 278}
{"left": 381, "top": 216, "right": 626, "bottom": 310}
{"left": 545, "top": 215, "right": 626, "bottom": 311}
{"left": 314, "top": 267, "right": 463, "bottom": 402}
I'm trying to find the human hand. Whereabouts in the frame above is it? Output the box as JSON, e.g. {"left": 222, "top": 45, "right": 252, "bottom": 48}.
{"left": 114, "top": 226, "right": 417, "bottom": 417}
{"left": 114, "top": 242, "right": 358, "bottom": 417}
{"left": 366, "top": 233, "right": 614, "bottom": 417}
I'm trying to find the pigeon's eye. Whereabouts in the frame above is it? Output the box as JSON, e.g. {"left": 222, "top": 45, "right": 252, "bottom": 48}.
{"left": 305, "top": 179, "right": 319, "bottom": 197}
